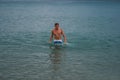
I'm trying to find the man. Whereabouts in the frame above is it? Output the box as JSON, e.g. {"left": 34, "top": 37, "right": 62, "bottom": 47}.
{"left": 49, "top": 23, "right": 67, "bottom": 45}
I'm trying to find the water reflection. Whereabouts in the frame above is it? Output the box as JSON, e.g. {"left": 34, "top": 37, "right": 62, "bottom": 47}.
{"left": 49, "top": 48, "right": 65, "bottom": 80}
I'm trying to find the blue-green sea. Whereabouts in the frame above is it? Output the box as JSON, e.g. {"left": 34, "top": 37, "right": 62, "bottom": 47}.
{"left": 0, "top": 1, "right": 120, "bottom": 80}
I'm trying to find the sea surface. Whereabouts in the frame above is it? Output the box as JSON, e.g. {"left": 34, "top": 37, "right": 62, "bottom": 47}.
{"left": 0, "top": 1, "right": 120, "bottom": 80}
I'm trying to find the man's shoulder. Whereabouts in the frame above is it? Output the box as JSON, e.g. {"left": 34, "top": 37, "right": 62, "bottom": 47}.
{"left": 60, "top": 28, "right": 63, "bottom": 32}
{"left": 51, "top": 28, "right": 63, "bottom": 31}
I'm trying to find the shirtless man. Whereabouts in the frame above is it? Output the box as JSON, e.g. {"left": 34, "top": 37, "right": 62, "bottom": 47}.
{"left": 49, "top": 23, "right": 67, "bottom": 45}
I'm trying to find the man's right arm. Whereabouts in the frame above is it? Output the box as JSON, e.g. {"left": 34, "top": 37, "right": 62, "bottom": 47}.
{"left": 49, "top": 30, "right": 53, "bottom": 43}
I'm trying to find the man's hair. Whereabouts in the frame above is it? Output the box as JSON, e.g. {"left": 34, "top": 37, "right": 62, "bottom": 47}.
{"left": 55, "top": 23, "right": 59, "bottom": 26}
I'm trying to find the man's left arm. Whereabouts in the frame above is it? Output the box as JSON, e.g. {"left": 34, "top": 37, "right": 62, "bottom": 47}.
{"left": 61, "top": 29, "right": 67, "bottom": 43}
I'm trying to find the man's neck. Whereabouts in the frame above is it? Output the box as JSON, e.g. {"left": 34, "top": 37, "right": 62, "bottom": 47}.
{"left": 55, "top": 28, "right": 60, "bottom": 30}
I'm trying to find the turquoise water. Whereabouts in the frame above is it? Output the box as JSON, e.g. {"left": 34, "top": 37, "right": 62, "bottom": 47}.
{"left": 0, "top": 1, "right": 120, "bottom": 80}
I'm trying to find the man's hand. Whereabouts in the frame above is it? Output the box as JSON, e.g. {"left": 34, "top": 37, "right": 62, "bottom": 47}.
{"left": 64, "top": 41, "right": 67, "bottom": 45}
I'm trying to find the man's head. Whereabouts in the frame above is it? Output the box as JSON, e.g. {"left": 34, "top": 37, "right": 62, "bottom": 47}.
{"left": 54, "top": 23, "right": 59, "bottom": 30}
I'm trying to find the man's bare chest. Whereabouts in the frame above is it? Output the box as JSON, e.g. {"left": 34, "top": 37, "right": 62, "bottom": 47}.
{"left": 53, "top": 30, "right": 61, "bottom": 35}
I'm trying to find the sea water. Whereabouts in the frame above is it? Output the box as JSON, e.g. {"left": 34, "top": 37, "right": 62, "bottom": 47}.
{"left": 0, "top": 1, "right": 120, "bottom": 80}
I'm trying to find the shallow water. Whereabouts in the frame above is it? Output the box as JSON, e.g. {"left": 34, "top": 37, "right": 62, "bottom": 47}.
{"left": 0, "top": 1, "right": 120, "bottom": 80}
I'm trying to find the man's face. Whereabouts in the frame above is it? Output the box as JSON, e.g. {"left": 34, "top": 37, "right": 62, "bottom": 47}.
{"left": 55, "top": 25, "right": 59, "bottom": 30}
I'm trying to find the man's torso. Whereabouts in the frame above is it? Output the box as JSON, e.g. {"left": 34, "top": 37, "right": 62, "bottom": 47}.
{"left": 52, "top": 28, "right": 62, "bottom": 40}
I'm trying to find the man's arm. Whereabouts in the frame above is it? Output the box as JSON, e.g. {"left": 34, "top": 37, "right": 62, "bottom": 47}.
{"left": 61, "top": 29, "right": 67, "bottom": 43}
{"left": 49, "top": 30, "right": 53, "bottom": 43}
